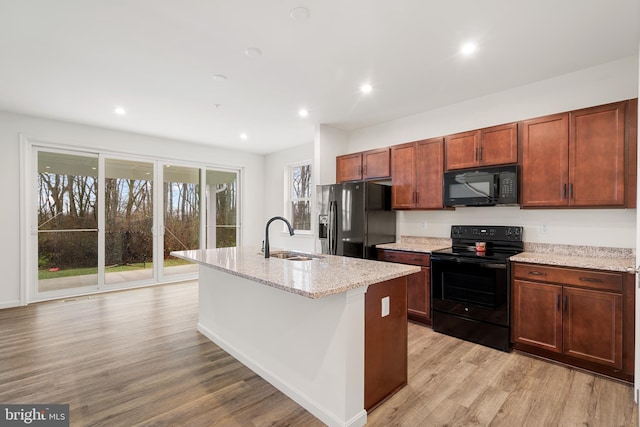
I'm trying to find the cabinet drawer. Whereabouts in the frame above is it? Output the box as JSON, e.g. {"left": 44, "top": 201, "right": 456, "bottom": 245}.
{"left": 513, "top": 263, "right": 622, "bottom": 292}
{"left": 378, "top": 250, "right": 430, "bottom": 267}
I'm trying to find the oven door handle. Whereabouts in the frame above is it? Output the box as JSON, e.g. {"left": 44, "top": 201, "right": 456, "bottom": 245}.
{"left": 431, "top": 256, "right": 507, "bottom": 269}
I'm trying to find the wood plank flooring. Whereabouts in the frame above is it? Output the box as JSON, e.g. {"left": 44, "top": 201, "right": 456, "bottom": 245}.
{"left": 0, "top": 281, "right": 637, "bottom": 426}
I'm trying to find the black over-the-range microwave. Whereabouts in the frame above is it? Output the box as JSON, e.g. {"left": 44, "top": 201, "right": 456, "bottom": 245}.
{"left": 443, "top": 165, "right": 518, "bottom": 207}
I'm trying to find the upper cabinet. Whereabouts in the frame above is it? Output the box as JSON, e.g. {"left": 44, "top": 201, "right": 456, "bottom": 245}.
{"left": 521, "top": 101, "right": 628, "bottom": 208}
{"left": 445, "top": 123, "right": 518, "bottom": 171}
{"left": 336, "top": 148, "right": 390, "bottom": 183}
{"left": 391, "top": 138, "right": 444, "bottom": 209}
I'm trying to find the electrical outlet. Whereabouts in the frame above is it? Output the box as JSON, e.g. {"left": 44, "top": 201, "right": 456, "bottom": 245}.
{"left": 541, "top": 224, "right": 549, "bottom": 234}
{"left": 381, "top": 296, "right": 390, "bottom": 317}
{"left": 421, "top": 220, "right": 428, "bottom": 230}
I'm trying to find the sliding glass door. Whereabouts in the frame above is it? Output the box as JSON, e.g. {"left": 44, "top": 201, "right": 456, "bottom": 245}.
{"left": 162, "top": 164, "right": 200, "bottom": 277}
{"left": 104, "top": 158, "right": 154, "bottom": 285}
{"left": 30, "top": 144, "right": 240, "bottom": 301}
{"left": 37, "top": 151, "right": 99, "bottom": 294}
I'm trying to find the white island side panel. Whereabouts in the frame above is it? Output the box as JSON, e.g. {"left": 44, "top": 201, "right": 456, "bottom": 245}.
{"left": 197, "top": 265, "right": 367, "bottom": 427}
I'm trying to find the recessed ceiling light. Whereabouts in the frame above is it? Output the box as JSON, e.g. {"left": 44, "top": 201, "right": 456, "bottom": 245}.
{"left": 244, "top": 47, "right": 262, "bottom": 57}
{"left": 298, "top": 109, "right": 309, "bottom": 117}
{"left": 360, "top": 83, "right": 373, "bottom": 94}
{"left": 114, "top": 106, "right": 126, "bottom": 116}
{"left": 212, "top": 74, "right": 228, "bottom": 82}
{"left": 239, "top": 133, "right": 248, "bottom": 140}
{"left": 460, "top": 42, "right": 477, "bottom": 56}
{"left": 290, "top": 7, "right": 310, "bottom": 21}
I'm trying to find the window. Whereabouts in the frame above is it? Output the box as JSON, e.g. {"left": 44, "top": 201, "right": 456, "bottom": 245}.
{"left": 288, "top": 163, "right": 312, "bottom": 232}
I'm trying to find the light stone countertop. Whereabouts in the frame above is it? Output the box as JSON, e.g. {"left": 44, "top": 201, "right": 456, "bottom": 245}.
{"left": 171, "top": 246, "right": 421, "bottom": 299}
{"left": 377, "top": 236, "right": 635, "bottom": 273}
{"left": 510, "top": 243, "right": 635, "bottom": 273}
{"left": 377, "top": 236, "right": 452, "bottom": 254}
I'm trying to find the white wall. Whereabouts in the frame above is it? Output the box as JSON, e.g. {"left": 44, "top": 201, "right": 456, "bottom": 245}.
{"left": 264, "top": 143, "right": 315, "bottom": 253}
{"left": 0, "top": 111, "right": 265, "bottom": 308}
{"left": 344, "top": 55, "right": 640, "bottom": 249}
{"left": 314, "top": 124, "right": 348, "bottom": 186}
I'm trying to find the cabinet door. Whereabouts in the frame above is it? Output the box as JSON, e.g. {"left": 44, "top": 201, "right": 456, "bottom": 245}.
{"left": 563, "top": 286, "right": 623, "bottom": 369}
{"left": 479, "top": 123, "right": 517, "bottom": 166}
{"left": 407, "top": 267, "right": 430, "bottom": 323}
{"left": 415, "top": 138, "right": 444, "bottom": 209}
{"left": 521, "top": 113, "right": 570, "bottom": 207}
{"left": 391, "top": 142, "right": 416, "bottom": 209}
{"left": 512, "top": 279, "right": 563, "bottom": 353}
{"left": 445, "top": 130, "right": 480, "bottom": 170}
{"left": 336, "top": 153, "right": 362, "bottom": 183}
{"left": 363, "top": 148, "right": 390, "bottom": 180}
{"left": 569, "top": 102, "right": 626, "bottom": 207}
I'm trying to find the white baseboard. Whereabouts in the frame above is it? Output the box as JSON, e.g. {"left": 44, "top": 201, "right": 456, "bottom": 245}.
{"left": 0, "top": 300, "right": 23, "bottom": 309}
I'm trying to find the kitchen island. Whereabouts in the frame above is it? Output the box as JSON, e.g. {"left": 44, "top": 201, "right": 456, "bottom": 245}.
{"left": 171, "top": 247, "right": 420, "bottom": 427}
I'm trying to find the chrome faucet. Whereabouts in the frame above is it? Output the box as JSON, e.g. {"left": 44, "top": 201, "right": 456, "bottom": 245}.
{"left": 264, "top": 216, "right": 295, "bottom": 258}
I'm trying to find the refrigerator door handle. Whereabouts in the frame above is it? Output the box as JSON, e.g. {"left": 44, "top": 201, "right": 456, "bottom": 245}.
{"left": 330, "top": 200, "right": 338, "bottom": 255}
{"left": 327, "top": 201, "right": 334, "bottom": 255}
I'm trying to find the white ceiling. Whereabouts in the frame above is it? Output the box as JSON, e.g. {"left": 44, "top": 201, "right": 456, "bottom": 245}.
{"left": 0, "top": 1, "right": 638, "bottom": 154}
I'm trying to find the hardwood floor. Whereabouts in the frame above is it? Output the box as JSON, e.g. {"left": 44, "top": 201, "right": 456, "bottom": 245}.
{"left": 0, "top": 281, "right": 637, "bottom": 426}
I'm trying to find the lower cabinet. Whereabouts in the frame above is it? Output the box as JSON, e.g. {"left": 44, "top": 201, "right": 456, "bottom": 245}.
{"left": 511, "top": 262, "right": 633, "bottom": 382}
{"left": 377, "top": 249, "right": 431, "bottom": 325}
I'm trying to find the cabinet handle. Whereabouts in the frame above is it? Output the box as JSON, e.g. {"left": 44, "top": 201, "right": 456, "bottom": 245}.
{"left": 475, "top": 147, "right": 478, "bottom": 161}
{"left": 528, "top": 271, "right": 546, "bottom": 276}
{"left": 363, "top": 164, "right": 367, "bottom": 176}
{"left": 579, "top": 277, "right": 603, "bottom": 283}
{"left": 357, "top": 165, "right": 362, "bottom": 176}
{"left": 564, "top": 295, "right": 568, "bottom": 312}
{"left": 479, "top": 146, "right": 483, "bottom": 160}
{"left": 569, "top": 183, "right": 574, "bottom": 199}
{"left": 415, "top": 192, "right": 419, "bottom": 204}
{"left": 562, "top": 184, "right": 567, "bottom": 200}
{"left": 557, "top": 295, "right": 560, "bottom": 311}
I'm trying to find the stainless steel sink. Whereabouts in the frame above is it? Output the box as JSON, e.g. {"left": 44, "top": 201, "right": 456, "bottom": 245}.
{"left": 265, "top": 251, "right": 323, "bottom": 261}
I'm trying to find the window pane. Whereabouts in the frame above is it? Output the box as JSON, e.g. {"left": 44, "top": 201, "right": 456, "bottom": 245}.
{"left": 104, "top": 158, "right": 154, "bottom": 285}
{"left": 291, "top": 165, "right": 311, "bottom": 198}
{"left": 290, "top": 164, "right": 311, "bottom": 231}
{"left": 291, "top": 200, "right": 311, "bottom": 231}
{"left": 206, "top": 170, "right": 238, "bottom": 248}
{"left": 37, "top": 151, "right": 98, "bottom": 292}
{"left": 164, "top": 165, "right": 200, "bottom": 276}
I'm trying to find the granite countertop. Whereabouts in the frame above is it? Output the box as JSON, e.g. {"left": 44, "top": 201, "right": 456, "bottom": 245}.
{"left": 510, "top": 243, "right": 635, "bottom": 273}
{"left": 378, "top": 237, "right": 635, "bottom": 273}
{"left": 377, "top": 236, "right": 452, "bottom": 254}
{"left": 171, "top": 247, "right": 420, "bottom": 299}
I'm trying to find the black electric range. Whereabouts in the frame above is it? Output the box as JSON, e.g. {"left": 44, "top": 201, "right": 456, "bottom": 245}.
{"left": 430, "top": 225, "right": 524, "bottom": 352}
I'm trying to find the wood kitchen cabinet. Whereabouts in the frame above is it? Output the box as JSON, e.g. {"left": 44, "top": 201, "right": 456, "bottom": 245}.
{"left": 390, "top": 138, "right": 444, "bottom": 209}
{"left": 511, "top": 262, "right": 633, "bottom": 382}
{"left": 377, "top": 249, "right": 431, "bottom": 325}
{"left": 521, "top": 101, "right": 628, "bottom": 207}
{"left": 336, "top": 148, "right": 390, "bottom": 182}
{"left": 445, "top": 122, "right": 517, "bottom": 170}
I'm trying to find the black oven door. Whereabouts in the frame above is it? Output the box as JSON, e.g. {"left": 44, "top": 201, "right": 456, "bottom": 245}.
{"left": 431, "top": 256, "right": 509, "bottom": 326}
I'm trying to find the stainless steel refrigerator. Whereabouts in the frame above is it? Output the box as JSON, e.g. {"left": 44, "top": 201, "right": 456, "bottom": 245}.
{"left": 317, "top": 182, "right": 396, "bottom": 259}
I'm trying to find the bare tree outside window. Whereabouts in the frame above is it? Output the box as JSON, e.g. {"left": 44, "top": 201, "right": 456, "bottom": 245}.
{"left": 290, "top": 164, "right": 311, "bottom": 231}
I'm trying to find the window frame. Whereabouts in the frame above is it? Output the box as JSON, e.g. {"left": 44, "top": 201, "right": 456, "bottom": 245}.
{"left": 285, "top": 161, "right": 313, "bottom": 235}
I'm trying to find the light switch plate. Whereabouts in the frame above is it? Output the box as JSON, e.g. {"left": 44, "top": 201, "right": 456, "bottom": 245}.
{"left": 381, "top": 296, "right": 390, "bottom": 317}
